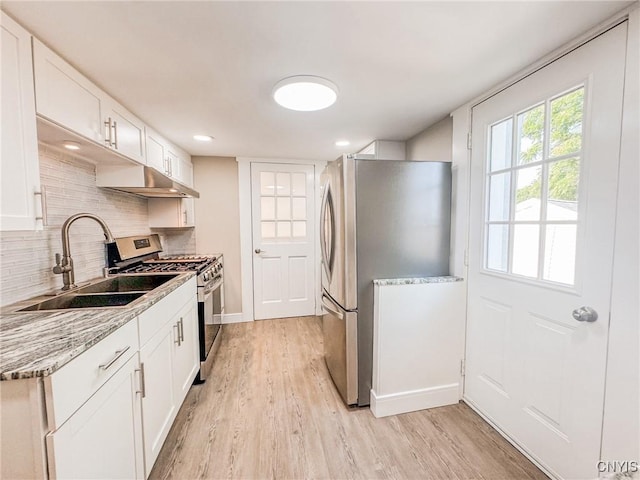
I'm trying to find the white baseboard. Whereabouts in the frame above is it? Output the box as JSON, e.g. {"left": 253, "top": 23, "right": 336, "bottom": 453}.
{"left": 222, "top": 313, "right": 249, "bottom": 324}
{"left": 370, "top": 383, "right": 459, "bottom": 418}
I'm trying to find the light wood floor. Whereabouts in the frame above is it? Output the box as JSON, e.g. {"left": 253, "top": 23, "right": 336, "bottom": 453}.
{"left": 150, "top": 316, "right": 547, "bottom": 480}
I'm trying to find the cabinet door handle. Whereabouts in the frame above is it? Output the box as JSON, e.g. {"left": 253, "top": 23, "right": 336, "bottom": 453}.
{"left": 179, "top": 317, "right": 185, "bottom": 343}
{"left": 112, "top": 120, "right": 118, "bottom": 149}
{"left": 34, "top": 191, "right": 44, "bottom": 223}
{"left": 104, "top": 117, "right": 112, "bottom": 146}
{"left": 183, "top": 210, "right": 188, "bottom": 225}
{"left": 135, "top": 362, "right": 146, "bottom": 398}
{"left": 174, "top": 323, "right": 181, "bottom": 346}
{"left": 99, "top": 346, "right": 130, "bottom": 370}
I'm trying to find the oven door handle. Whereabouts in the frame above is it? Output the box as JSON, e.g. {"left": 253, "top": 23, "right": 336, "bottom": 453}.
{"left": 201, "top": 277, "right": 223, "bottom": 298}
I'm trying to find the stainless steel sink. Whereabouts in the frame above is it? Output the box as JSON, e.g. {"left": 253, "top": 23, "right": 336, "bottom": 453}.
{"left": 75, "top": 274, "right": 178, "bottom": 294}
{"left": 19, "top": 292, "right": 146, "bottom": 311}
{"left": 17, "top": 274, "right": 178, "bottom": 312}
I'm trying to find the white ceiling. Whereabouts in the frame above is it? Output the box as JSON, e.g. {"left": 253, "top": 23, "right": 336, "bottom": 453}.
{"left": 2, "top": 1, "right": 632, "bottom": 162}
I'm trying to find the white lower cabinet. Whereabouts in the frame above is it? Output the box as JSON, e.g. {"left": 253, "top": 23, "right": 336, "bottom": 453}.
{"left": 139, "top": 324, "right": 177, "bottom": 471}
{"left": 0, "top": 279, "right": 199, "bottom": 480}
{"left": 172, "top": 301, "right": 199, "bottom": 405}
{"left": 45, "top": 354, "right": 144, "bottom": 480}
{"left": 139, "top": 298, "right": 198, "bottom": 471}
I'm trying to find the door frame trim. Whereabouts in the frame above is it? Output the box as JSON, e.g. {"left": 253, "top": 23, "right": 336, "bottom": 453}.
{"left": 237, "top": 157, "right": 327, "bottom": 322}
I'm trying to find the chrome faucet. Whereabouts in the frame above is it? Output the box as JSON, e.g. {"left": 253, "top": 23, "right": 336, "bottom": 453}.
{"left": 52, "top": 213, "right": 115, "bottom": 291}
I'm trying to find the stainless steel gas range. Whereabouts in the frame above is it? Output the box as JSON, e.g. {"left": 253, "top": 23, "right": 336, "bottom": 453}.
{"left": 109, "top": 234, "right": 224, "bottom": 383}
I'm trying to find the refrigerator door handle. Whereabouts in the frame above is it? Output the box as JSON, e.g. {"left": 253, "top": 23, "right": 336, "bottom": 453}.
{"left": 321, "top": 293, "right": 343, "bottom": 320}
{"left": 319, "top": 182, "right": 333, "bottom": 281}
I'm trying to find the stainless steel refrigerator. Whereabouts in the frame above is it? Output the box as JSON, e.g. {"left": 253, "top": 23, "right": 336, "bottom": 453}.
{"left": 320, "top": 155, "right": 451, "bottom": 406}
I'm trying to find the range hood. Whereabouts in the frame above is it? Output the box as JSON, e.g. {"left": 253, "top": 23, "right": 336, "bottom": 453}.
{"left": 109, "top": 166, "right": 199, "bottom": 198}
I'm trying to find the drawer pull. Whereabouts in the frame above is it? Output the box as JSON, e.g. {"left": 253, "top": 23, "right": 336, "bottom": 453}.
{"left": 98, "top": 346, "right": 130, "bottom": 371}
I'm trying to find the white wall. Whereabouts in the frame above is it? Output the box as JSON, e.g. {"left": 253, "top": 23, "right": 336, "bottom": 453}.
{"left": 601, "top": 6, "right": 640, "bottom": 466}
{"left": 192, "top": 156, "right": 242, "bottom": 314}
{"left": 406, "top": 116, "right": 453, "bottom": 161}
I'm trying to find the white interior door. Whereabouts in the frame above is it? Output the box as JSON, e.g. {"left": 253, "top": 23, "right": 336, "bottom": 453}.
{"left": 251, "top": 163, "right": 316, "bottom": 320}
{"left": 465, "top": 24, "right": 627, "bottom": 480}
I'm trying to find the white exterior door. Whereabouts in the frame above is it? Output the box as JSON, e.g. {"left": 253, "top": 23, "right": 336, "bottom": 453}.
{"left": 251, "top": 163, "right": 316, "bottom": 320}
{"left": 465, "top": 24, "right": 627, "bottom": 480}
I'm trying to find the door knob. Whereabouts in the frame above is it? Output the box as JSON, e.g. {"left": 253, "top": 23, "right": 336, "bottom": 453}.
{"left": 572, "top": 306, "right": 598, "bottom": 323}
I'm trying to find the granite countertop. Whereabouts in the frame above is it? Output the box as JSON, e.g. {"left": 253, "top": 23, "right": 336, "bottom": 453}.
{"left": 373, "top": 276, "right": 464, "bottom": 286}
{"left": 0, "top": 272, "right": 195, "bottom": 381}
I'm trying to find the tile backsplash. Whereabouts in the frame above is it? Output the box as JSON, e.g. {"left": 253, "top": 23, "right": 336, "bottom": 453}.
{"left": 0, "top": 146, "right": 194, "bottom": 306}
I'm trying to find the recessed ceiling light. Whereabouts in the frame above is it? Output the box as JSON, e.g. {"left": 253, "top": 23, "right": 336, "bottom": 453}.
{"left": 335, "top": 140, "right": 350, "bottom": 147}
{"left": 193, "top": 135, "right": 214, "bottom": 142}
{"left": 273, "top": 75, "right": 338, "bottom": 111}
{"left": 168, "top": 188, "right": 178, "bottom": 193}
{"left": 63, "top": 141, "right": 80, "bottom": 151}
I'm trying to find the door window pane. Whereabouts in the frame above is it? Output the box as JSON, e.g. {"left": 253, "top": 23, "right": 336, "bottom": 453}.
{"left": 277, "top": 221, "right": 291, "bottom": 238}
{"left": 276, "top": 197, "right": 291, "bottom": 220}
{"left": 261, "top": 197, "right": 275, "bottom": 220}
{"left": 260, "top": 172, "right": 275, "bottom": 195}
{"left": 515, "top": 166, "right": 542, "bottom": 221}
{"left": 276, "top": 173, "right": 290, "bottom": 195}
{"left": 292, "top": 173, "right": 306, "bottom": 195}
{"left": 517, "top": 104, "right": 544, "bottom": 165}
{"left": 261, "top": 221, "right": 275, "bottom": 239}
{"left": 543, "top": 224, "right": 577, "bottom": 284}
{"left": 546, "top": 158, "right": 579, "bottom": 221}
{"left": 490, "top": 119, "right": 513, "bottom": 171}
{"left": 487, "top": 224, "right": 509, "bottom": 272}
{"left": 292, "top": 198, "right": 306, "bottom": 220}
{"left": 293, "top": 221, "right": 306, "bottom": 238}
{"left": 512, "top": 225, "right": 540, "bottom": 278}
{"left": 488, "top": 173, "right": 511, "bottom": 221}
{"left": 550, "top": 88, "right": 584, "bottom": 157}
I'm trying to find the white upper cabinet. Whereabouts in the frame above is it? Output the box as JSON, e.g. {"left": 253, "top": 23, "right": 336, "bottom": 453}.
{"left": 33, "top": 39, "right": 145, "bottom": 165}
{"left": 146, "top": 128, "right": 194, "bottom": 187}
{"left": 146, "top": 128, "right": 167, "bottom": 173}
{"left": 33, "top": 39, "right": 106, "bottom": 144}
{"left": 148, "top": 198, "right": 195, "bottom": 228}
{"left": 104, "top": 100, "right": 146, "bottom": 164}
{"left": 1, "top": 13, "right": 42, "bottom": 231}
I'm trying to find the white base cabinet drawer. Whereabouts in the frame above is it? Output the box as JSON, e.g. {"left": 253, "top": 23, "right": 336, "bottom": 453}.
{"left": 44, "top": 318, "right": 139, "bottom": 430}
{"left": 46, "top": 354, "right": 144, "bottom": 480}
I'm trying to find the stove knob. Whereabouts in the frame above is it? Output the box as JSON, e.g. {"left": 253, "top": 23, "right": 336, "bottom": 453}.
{"left": 203, "top": 272, "right": 209, "bottom": 281}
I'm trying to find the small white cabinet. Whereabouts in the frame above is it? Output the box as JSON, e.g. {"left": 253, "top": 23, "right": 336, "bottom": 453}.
{"left": 148, "top": 198, "right": 195, "bottom": 228}
{"left": 371, "top": 278, "right": 465, "bottom": 418}
{"left": 1, "top": 13, "right": 42, "bottom": 231}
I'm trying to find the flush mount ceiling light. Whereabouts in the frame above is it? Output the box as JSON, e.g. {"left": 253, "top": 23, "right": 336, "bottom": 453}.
{"left": 193, "top": 135, "right": 214, "bottom": 142}
{"left": 273, "top": 75, "right": 338, "bottom": 111}
{"left": 335, "top": 140, "right": 350, "bottom": 147}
